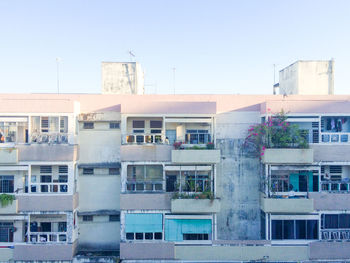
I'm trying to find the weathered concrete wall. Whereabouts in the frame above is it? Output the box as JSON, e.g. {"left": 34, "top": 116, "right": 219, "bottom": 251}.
{"left": 171, "top": 199, "right": 221, "bottom": 213}
{"left": 121, "top": 145, "right": 171, "bottom": 162}
{"left": 0, "top": 248, "right": 13, "bottom": 262}
{"left": 175, "top": 245, "right": 309, "bottom": 261}
{"left": 18, "top": 144, "right": 78, "bottom": 161}
{"left": 171, "top": 149, "right": 220, "bottom": 164}
{"left": 309, "top": 241, "right": 350, "bottom": 260}
{"left": 312, "top": 144, "right": 350, "bottom": 162}
{"left": 120, "top": 193, "right": 171, "bottom": 210}
{"left": 120, "top": 242, "right": 174, "bottom": 260}
{"left": 13, "top": 241, "right": 77, "bottom": 261}
{"left": 17, "top": 193, "right": 77, "bottom": 212}
{"left": 215, "top": 111, "right": 261, "bottom": 240}
{"left": 79, "top": 122, "right": 121, "bottom": 164}
{"left": 78, "top": 215, "right": 120, "bottom": 251}
{"left": 79, "top": 175, "right": 120, "bottom": 211}
{"left": 310, "top": 192, "right": 350, "bottom": 210}
{"left": 261, "top": 197, "right": 313, "bottom": 213}
{"left": 279, "top": 60, "right": 334, "bottom": 95}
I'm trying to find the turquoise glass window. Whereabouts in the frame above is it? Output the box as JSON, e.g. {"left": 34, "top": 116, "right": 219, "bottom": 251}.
{"left": 165, "top": 219, "right": 212, "bottom": 241}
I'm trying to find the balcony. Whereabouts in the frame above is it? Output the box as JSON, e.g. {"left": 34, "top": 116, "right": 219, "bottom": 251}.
{"left": 120, "top": 242, "right": 175, "bottom": 260}
{"left": 0, "top": 147, "right": 18, "bottom": 164}
{"left": 262, "top": 148, "right": 313, "bottom": 164}
{"left": 171, "top": 198, "right": 221, "bottom": 213}
{"left": 309, "top": 192, "right": 350, "bottom": 210}
{"left": 13, "top": 242, "right": 77, "bottom": 261}
{"left": 309, "top": 242, "right": 350, "bottom": 260}
{"left": 171, "top": 149, "right": 220, "bottom": 164}
{"left": 121, "top": 144, "right": 172, "bottom": 162}
{"left": 17, "top": 144, "right": 78, "bottom": 162}
{"left": 0, "top": 198, "right": 17, "bottom": 214}
{"left": 17, "top": 193, "right": 78, "bottom": 212}
{"left": 261, "top": 197, "right": 313, "bottom": 213}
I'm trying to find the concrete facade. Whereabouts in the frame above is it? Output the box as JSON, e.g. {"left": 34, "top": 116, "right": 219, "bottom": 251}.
{"left": 1, "top": 92, "right": 350, "bottom": 262}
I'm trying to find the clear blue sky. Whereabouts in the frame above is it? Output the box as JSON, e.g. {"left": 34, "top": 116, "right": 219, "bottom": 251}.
{"left": 1, "top": 0, "right": 349, "bottom": 94}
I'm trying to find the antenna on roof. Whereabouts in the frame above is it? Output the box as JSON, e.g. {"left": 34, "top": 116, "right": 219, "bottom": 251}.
{"left": 128, "top": 50, "right": 135, "bottom": 62}
{"left": 56, "top": 57, "right": 62, "bottom": 94}
{"left": 172, "top": 67, "right": 176, "bottom": 95}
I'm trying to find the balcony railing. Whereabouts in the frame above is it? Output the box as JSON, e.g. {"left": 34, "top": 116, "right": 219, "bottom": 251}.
{"left": 321, "top": 132, "right": 350, "bottom": 143}
{"left": 126, "top": 180, "right": 163, "bottom": 192}
{"left": 30, "top": 183, "right": 68, "bottom": 193}
{"left": 125, "top": 134, "right": 164, "bottom": 144}
{"left": 321, "top": 229, "right": 350, "bottom": 241}
{"left": 29, "top": 232, "right": 67, "bottom": 243}
{"left": 30, "top": 133, "right": 68, "bottom": 144}
{"left": 321, "top": 181, "right": 350, "bottom": 192}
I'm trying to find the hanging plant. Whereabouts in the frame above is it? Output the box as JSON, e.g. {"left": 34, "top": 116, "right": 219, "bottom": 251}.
{"left": 0, "top": 194, "right": 15, "bottom": 207}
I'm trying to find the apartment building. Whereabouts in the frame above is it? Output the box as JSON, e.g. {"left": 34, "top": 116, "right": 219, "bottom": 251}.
{"left": 0, "top": 93, "right": 349, "bottom": 262}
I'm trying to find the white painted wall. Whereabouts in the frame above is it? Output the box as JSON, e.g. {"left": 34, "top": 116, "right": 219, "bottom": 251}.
{"left": 279, "top": 60, "right": 334, "bottom": 95}
{"left": 78, "top": 122, "right": 121, "bottom": 163}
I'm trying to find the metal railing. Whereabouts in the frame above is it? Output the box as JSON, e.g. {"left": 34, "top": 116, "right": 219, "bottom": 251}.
{"left": 321, "top": 181, "right": 350, "bottom": 192}
{"left": 125, "top": 134, "right": 164, "bottom": 144}
{"left": 321, "top": 229, "right": 350, "bottom": 241}
{"left": 30, "top": 133, "right": 68, "bottom": 144}
{"left": 30, "top": 183, "right": 68, "bottom": 193}
{"left": 321, "top": 132, "right": 350, "bottom": 143}
{"left": 29, "top": 232, "right": 67, "bottom": 243}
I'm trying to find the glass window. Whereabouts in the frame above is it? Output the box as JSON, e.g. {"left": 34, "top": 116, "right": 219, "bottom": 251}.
{"left": 82, "top": 215, "right": 93, "bottom": 222}
{"left": 126, "top": 233, "right": 134, "bottom": 240}
{"left": 0, "top": 222, "right": 14, "bottom": 242}
{"left": 295, "top": 220, "right": 306, "bottom": 239}
{"left": 109, "top": 122, "right": 120, "bottom": 129}
{"left": 150, "top": 120, "right": 162, "bottom": 128}
{"left": 83, "top": 168, "right": 94, "bottom": 175}
{"left": 339, "top": 214, "right": 350, "bottom": 229}
{"left": 83, "top": 122, "right": 94, "bottom": 129}
{"left": 283, "top": 220, "right": 294, "bottom": 239}
{"left": 109, "top": 215, "right": 120, "bottom": 222}
{"left": 133, "top": 120, "right": 145, "bottom": 128}
{"left": 0, "top": 176, "right": 14, "bottom": 193}
{"left": 325, "top": 214, "right": 338, "bottom": 229}
{"left": 272, "top": 220, "right": 282, "bottom": 240}
{"left": 109, "top": 168, "right": 120, "bottom": 175}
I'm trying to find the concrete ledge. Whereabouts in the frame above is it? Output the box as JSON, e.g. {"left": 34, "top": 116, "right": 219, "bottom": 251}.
{"left": 17, "top": 193, "right": 78, "bottom": 212}
{"left": 175, "top": 245, "right": 308, "bottom": 261}
{"left": 171, "top": 149, "right": 220, "bottom": 164}
{"left": 120, "top": 193, "right": 171, "bottom": 210}
{"left": 18, "top": 144, "right": 78, "bottom": 162}
{"left": 121, "top": 144, "right": 172, "bottom": 162}
{"left": 309, "top": 242, "right": 350, "bottom": 260}
{"left": 171, "top": 199, "right": 221, "bottom": 213}
{"left": 309, "top": 192, "right": 350, "bottom": 210}
{"left": 0, "top": 248, "right": 13, "bottom": 262}
{"left": 120, "top": 242, "right": 174, "bottom": 260}
{"left": 0, "top": 199, "right": 17, "bottom": 214}
{"left": 13, "top": 242, "right": 76, "bottom": 261}
{"left": 261, "top": 197, "right": 313, "bottom": 213}
{"left": 262, "top": 148, "right": 313, "bottom": 164}
{"left": 0, "top": 148, "right": 18, "bottom": 164}
{"left": 312, "top": 144, "right": 350, "bottom": 162}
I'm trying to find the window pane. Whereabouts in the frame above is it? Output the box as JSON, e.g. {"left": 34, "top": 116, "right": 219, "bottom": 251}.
{"left": 339, "top": 214, "right": 350, "bottom": 229}
{"left": 296, "top": 220, "right": 306, "bottom": 239}
{"left": 154, "top": 232, "right": 162, "bottom": 240}
{"left": 133, "top": 120, "right": 145, "bottom": 128}
{"left": 146, "top": 166, "right": 163, "bottom": 181}
{"left": 145, "top": 233, "right": 153, "bottom": 240}
{"left": 325, "top": 214, "right": 338, "bottom": 229}
{"left": 126, "top": 233, "right": 134, "bottom": 240}
{"left": 135, "top": 233, "right": 143, "bottom": 240}
{"left": 150, "top": 120, "right": 162, "bottom": 128}
{"left": 307, "top": 220, "right": 318, "bottom": 239}
{"left": 283, "top": 220, "right": 294, "bottom": 239}
{"left": 272, "top": 220, "right": 282, "bottom": 240}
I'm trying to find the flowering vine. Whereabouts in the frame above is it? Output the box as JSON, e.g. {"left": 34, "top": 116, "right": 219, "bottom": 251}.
{"left": 243, "top": 110, "right": 308, "bottom": 157}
